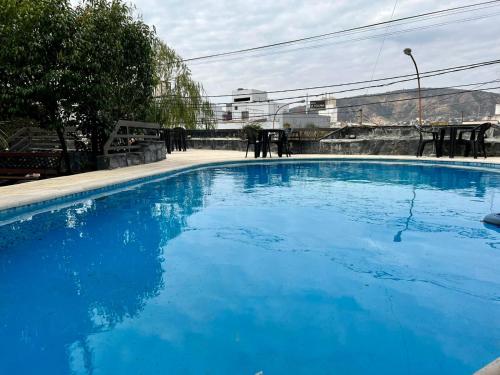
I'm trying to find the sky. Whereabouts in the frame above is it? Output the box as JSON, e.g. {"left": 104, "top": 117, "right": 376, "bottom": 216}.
{"left": 130, "top": 0, "right": 500, "bottom": 102}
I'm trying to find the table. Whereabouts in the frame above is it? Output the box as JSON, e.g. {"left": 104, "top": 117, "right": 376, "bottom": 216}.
{"left": 426, "top": 125, "right": 478, "bottom": 158}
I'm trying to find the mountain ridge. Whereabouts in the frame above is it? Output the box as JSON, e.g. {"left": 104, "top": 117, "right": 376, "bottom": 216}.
{"left": 335, "top": 87, "right": 500, "bottom": 124}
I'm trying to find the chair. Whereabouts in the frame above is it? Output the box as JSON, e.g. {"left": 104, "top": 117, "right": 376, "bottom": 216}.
{"left": 282, "top": 128, "right": 292, "bottom": 157}
{"left": 161, "top": 128, "right": 173, "bottom": 154}
{"left": 414, "top": 124, "right": 440, "bottom": 157}
{"left": 287, "top": 129, "right": 302, "bottom": 154}
{"left": 172, "top": 127, "right": 187, "bottom": 151}
{"left": 243, "top": 127, "right": 261, "bottom": 158}
{"left": 457, "top": 122, "right": 491, "bottom": 159}
{"left": 270, "top": 130, "right": 291, "bottom": 157}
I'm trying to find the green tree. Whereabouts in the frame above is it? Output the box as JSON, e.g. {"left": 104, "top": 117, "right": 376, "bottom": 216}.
{"left": 0, "top": 0, "right": 211, "bottom": 168}
{"left": 149, "top": 41, "right": 215, "bottom": 129}
{"left": 71, "top": 0, "right": 157, "bottom": 156}
{"left": 0, "top": 0, "right": 77, "bottom": 170}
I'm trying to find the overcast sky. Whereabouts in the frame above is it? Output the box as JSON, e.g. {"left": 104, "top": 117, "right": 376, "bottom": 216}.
{"left": 131, "top": 0, "right": 500, "bottom": 102}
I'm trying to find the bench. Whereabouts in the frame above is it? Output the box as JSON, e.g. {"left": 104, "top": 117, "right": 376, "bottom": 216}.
{"left": 0, "top": 152, "right": 63, "bottom": 181}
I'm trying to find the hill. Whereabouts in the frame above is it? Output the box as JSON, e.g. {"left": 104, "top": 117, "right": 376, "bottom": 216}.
{"left": 335, "top": 88, "right": 500, "bottom": 125}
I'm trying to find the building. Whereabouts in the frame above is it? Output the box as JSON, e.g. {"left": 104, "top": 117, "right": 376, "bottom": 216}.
{"left": 217, "top": 88, "right": 287, "bottom": 129}
{"left": 282, "top": 113, "right": 331, "bottom": 128}
{"left": 316, "top": 96, "right": 338, "bottom": 125}
{"left": 283, "top": 105, "right": 331, "bottom": 128}
{"left": 495, "top": 104, "right": 500, "bottom": 122}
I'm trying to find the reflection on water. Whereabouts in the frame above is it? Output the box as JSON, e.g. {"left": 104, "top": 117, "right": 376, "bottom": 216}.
{"left": 0, "top": 162, "right": 499, "bottom": 374}
{"left": 0, "top": 170, "right": 214, "bottom": 374}
{"left": 393, "top": 187, "right": 417, "bottom": 242}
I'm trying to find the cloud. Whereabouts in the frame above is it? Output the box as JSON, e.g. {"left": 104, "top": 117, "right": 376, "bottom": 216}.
{"left": 131, "top": 0, "right": 500, "bottom": 101}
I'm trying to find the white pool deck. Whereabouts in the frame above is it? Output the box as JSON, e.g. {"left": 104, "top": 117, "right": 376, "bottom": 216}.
{"left": 1, "top": 150, "right": 500, "bottom": 212}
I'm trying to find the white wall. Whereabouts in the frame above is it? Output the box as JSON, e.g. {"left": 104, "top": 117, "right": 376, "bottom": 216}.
{"left": 217, "top": 88, "right": 289, "bottom": 129}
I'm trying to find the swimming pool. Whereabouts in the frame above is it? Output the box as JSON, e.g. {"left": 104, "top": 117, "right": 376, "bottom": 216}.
{"left": 0, "top": 160, "right": 499, "bottom": 374}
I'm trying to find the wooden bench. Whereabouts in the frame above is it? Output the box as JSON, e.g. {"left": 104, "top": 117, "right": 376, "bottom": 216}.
{"left": 0, "top": 152, "right": 63, "bottom": 181}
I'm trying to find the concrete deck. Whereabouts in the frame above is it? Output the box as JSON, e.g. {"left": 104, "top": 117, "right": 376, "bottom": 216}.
{"left": 1, "top": 150, "right": 500, "bottom": 212}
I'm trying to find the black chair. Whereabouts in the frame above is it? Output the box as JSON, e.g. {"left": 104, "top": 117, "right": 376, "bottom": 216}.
{"left": 172, "top": 127, "right": 187, "bottom": 151}
{"left": 243, "top": 128, "right": 261, "bottom": 158}
{"left": 161, "top": 128, "right": 173, "bottom": 154}
{"left": 270, "top": 130, "right": 290, "bottom": 157}
{"left": 282, "top": 128, "right": 292, "bottom": 157}
{"left": 415, "top": 124, "right": 440, "bottom": 157}
{"left": 261, "top": 130, "right": 272, "bottom": 158}
{"left": 457, "top": 122, "right": 491, "bottom": 159}
{"left": 287, "top": 129, "right": 302, "bottom": 154}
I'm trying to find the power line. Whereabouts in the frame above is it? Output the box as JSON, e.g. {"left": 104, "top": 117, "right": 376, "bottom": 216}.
{"left": 212, "top": 66, "right": 500, "bottom": 105}
{"left": 155, "top": 58, "right": 500, "bottom": 102}
{"left": 158, "top": 61, "right": 500, "bottom": 109}
{"left": 187, "top": 10, "right": 500, "bottom": 66}
{"left": 182, "top": 0, "right": 500, "bottom": 62}
{"left": 365, "top": 0, "right": 399, "bottom": 96}
{"left": 183, "top": 83, "right": 500, "bottom": 122}
{"left": 188, "top": 83, "right": 500, "bottom": 125}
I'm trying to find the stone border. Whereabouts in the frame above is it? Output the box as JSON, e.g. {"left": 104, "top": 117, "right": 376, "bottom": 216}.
{"left": 1, "top": 150, "right": 500, "bottom": 217}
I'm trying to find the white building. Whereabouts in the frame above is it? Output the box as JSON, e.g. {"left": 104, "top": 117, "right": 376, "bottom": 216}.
{"left": 317, "top": 96, "right": 338, "bottom": 125}
{"left": 217, "top": 88, "right": 288, "bottom": 129}
{"left": 495, "top": 104, "right": 500, "bottom": 122}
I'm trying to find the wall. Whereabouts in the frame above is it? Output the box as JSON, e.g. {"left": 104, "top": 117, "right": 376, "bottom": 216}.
{"left": 187, "top": 125, "right": 500, "bottom": 157}
{"left": 97, "top": 141, "right": 166, "bottom": 170}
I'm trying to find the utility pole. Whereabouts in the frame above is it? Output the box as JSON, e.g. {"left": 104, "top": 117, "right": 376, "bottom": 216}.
{"left": 359, "top": 108, "right": 363, "bottom": 126}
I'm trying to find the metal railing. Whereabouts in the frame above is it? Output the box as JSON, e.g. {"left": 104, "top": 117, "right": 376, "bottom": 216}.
{"left": 103, "top": 120, "right": 162, "bottom": 155}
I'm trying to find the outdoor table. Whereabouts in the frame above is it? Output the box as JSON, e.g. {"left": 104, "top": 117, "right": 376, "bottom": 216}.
{"left": 427, "top": 124, "right": 477, "bottom": 158}
{"left": 257, "top": 129, "right": 286, "bottom": 158}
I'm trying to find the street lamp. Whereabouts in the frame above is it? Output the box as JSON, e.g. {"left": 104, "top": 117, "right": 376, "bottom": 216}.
{"left": 272, "top": 99, "right": 306, "bottom": 129}
{"left": 404, "top": 48, "right": 423, "bottom": 127}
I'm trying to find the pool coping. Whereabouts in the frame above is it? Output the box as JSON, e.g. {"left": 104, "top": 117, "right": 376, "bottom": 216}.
{"left": 1, "top": 151, "right": 500, "bottom": 218}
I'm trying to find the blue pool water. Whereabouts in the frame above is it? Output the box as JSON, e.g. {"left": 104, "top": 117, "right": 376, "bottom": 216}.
{"left": 0, "top": 161, "right": 499, "bottom": 374}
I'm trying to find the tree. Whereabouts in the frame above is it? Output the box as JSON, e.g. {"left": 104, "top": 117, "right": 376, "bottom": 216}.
{"left": 0, "top": 0, "right": 211, "bottom": 169}
{"left": 149, "top": 41, "right": 215, "bottom": 129}
{"left": 0, "top": 0, "right": 77, "bottom": 170}
{"left": 71, "top": 0, "right": 157, "bottom": 157}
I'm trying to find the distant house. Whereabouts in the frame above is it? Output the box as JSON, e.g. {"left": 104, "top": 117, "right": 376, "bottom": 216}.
{"left": 282, "top": 111, "right": 331, "bottom": 128}
{"left": 495, "top": 104, "right": 500, "bottom": 122}
{"left": 317, "top": 96, "right": 338, "bottom": 125}
{"left": 217, "top": 88, "right": 287, "bottom": 129}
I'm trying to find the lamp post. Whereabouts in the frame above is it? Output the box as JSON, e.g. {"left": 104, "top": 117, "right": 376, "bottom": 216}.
{"left": 272, "top": 99, "right": 306, "bottom": 129}
{"left": 404, "top": 48, "right": 423, "bottom": 127}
